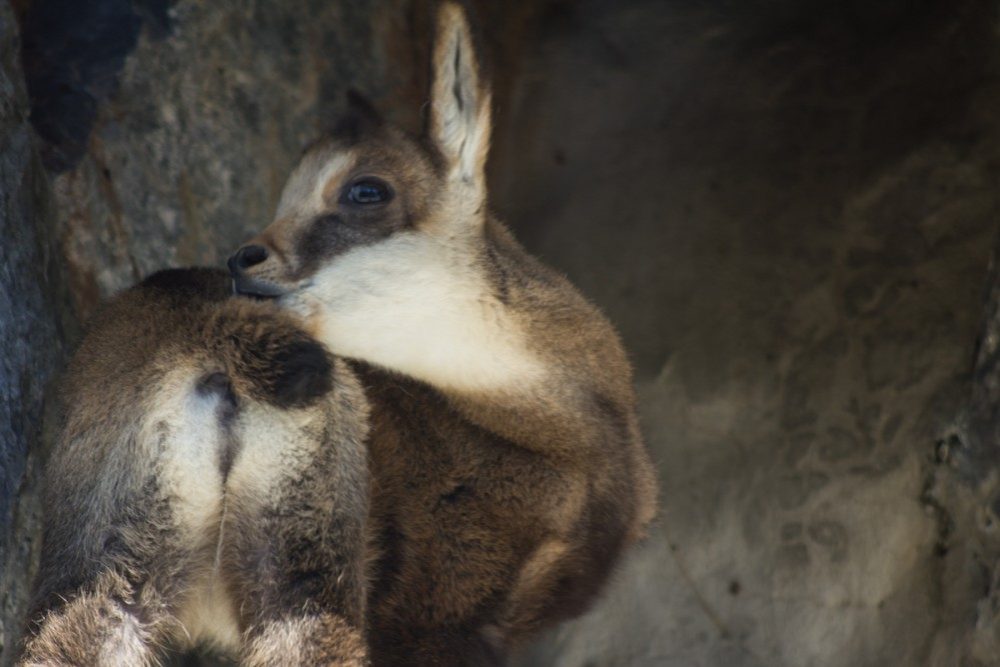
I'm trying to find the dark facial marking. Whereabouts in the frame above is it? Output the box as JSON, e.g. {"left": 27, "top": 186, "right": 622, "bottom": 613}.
{"left": 294, "top": 204, "right": 407, "bottom": 277}
{"left": 293, "top": 134, "right": 434, "bottom": 278}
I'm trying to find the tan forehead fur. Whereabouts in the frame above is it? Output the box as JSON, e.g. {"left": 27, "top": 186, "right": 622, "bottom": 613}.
{"left": 275, "top": 145, "right": 356, "bottom": 219}
{"left": 274, "top": 128, "right": 439, "bottom": 228}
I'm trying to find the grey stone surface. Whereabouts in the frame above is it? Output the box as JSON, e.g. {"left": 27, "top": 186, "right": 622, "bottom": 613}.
{"left": 0, "top": 0, "right": 66, "bottom": 660}
{"left": 46, "top": 0, "right": 390, "bottom": 319}
{"left": 4, "top": 0, "right": 1000, "bottom": 665}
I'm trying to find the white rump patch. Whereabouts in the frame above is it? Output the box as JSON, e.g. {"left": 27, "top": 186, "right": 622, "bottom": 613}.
{"left": 142, "top": 371, "right": 228, "bottom": 536}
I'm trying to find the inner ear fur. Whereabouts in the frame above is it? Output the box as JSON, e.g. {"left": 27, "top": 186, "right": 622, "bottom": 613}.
{"left": 428, "top": 2, "right": 492, "bottom": 187}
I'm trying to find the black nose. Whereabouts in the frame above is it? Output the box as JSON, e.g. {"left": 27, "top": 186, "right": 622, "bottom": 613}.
{"left": 228, "top": 244, "right": 269, "bottom": 274}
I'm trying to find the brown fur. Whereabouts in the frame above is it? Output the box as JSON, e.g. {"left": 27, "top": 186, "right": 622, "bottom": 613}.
{"left": 229, "top": 4, "right": 658, "bottom": 664}
{"left": 19, "top": 268, "right": 370, "bottom": 666}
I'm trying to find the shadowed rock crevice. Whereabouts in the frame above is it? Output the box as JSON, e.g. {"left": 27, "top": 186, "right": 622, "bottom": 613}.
{"left": 0, "top": 0, "right": 74, "bottom": 659}
{"left": 19, "top": 0, "right": 178, "bottom": 171}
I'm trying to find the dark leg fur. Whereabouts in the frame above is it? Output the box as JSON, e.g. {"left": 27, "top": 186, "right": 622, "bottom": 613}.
{"left": 369, "top": 625, "right": 505, "bottom": 667}
{"left": 224, "top": 365, "right": 370, "bottom": 665}
{"left": 205, "top": 302, "right": 334, "bottom": 409}
{"left": 227, "top": 494, "right": 369, "bottom": 666}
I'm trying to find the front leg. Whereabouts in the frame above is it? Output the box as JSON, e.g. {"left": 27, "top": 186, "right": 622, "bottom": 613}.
{"left": 18, "top": 571, "right": 168, "bottom": 667}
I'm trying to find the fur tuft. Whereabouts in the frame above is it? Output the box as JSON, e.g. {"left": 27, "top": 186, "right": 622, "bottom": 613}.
{"left": 205, "top": 302, "right": 334, "bottom": 409}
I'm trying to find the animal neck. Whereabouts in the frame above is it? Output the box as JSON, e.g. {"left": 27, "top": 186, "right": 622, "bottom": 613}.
{"left": 307, "top": 230, "right": 546, "bottom": 395}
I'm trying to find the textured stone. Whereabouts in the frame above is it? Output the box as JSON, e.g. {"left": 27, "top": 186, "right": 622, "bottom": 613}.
{"left": 38, "top": 0, "right": 391, "bottom": 318}
{"left": 0, "top": 0, "right": 67, "bottom": 660}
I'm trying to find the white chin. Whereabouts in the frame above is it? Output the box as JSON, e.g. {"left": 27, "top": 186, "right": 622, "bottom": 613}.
{"left": 278, "top": 291, "right": 323, "bottom": 324}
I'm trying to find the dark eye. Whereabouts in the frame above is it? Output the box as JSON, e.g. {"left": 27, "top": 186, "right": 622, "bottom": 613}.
{"left": 343, "top": 178, "right": 392, "bottom": 205}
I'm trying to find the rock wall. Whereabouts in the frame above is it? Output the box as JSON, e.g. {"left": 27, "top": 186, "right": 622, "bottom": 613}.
{"left": 2, "top": 0, "right": 1000, "bottom": 665}
{"left": 24, "top": 0, "right": 391, "bottom": 318}
{"left": 0, "top": 0, "right": 68, "bottom": 659}
{"left": 496, "top": 1, "right": 1000, "bottom": 665}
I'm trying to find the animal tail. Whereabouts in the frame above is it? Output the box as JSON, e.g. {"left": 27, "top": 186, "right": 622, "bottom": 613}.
{"left": 202, "top": 298, "right": 334, "bottom": 409}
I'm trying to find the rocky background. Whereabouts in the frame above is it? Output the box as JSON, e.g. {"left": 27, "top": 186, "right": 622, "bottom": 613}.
{"left": 2, "top": 0, "right": 1000, "bottom": 665}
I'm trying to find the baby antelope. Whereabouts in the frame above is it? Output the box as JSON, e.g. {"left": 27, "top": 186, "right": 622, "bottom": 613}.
{"left": 19, "top": 268, "right": 370, "bottom": 666}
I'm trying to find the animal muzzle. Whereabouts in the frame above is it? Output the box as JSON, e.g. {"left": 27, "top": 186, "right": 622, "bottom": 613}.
{"left": 228, "top": 244, "right": 287, "bottom": 299}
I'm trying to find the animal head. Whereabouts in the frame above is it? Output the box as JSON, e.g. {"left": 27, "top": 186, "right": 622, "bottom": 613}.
{"left": 229, "top": 2, "right": 492, "bottom": 317}
{"left": 227, "top": 3, "right": 533, "bottom": 390}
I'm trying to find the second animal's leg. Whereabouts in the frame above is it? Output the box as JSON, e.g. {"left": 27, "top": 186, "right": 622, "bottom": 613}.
{"left": 18, "top": 570, "right": 171, "bottom": 667}
{"left": 228, "top": 449, "right": 370, "bottom": 667}
{"left": 20, "top": 386, "right": 208, "bottom": 667}
{"left": 233, "top": 497, "right": 369, "bottom": 667}
{"left": 240, "top": 614, "right": 367, "bottom": 667}
{"left": 222, "top": 356, "right": 371, "bottom": 666}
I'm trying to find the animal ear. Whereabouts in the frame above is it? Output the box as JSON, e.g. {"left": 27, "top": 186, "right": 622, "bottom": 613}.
{"left": 332, "top": 88, "right": 383, "bottom": 139}
{"left": 428, "top": 2, "right": 491, "bottom": 190}
{"left": 346, "top": 88, "right": 382, "bottom": 125}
